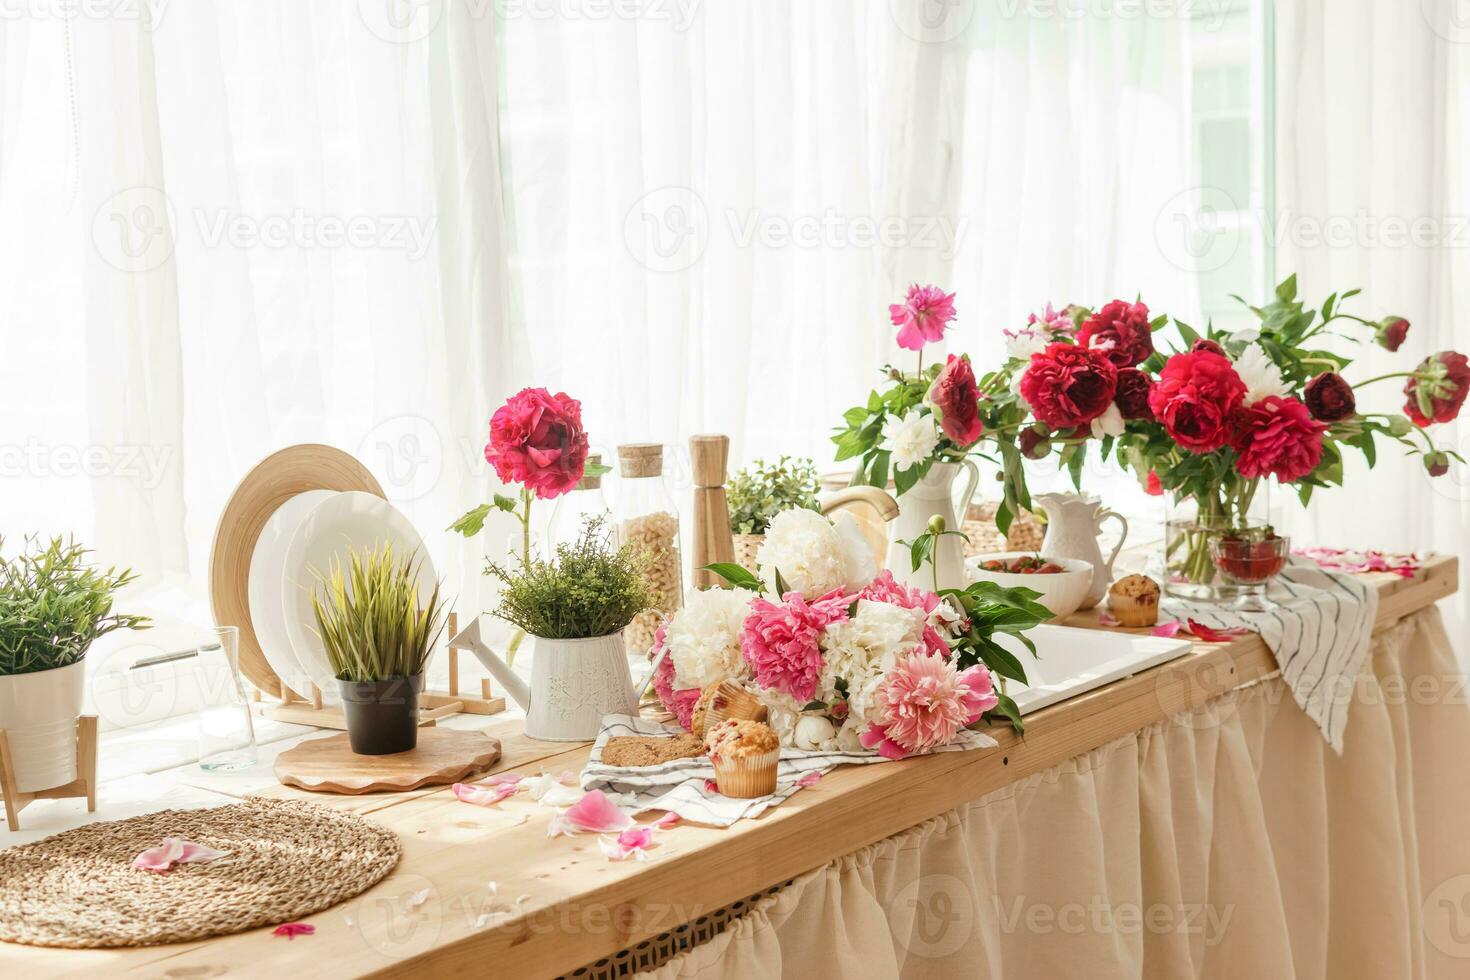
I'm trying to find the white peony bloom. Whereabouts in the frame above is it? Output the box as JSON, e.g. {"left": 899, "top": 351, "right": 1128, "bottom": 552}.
{"left": 881, "top": 412, "right": 940, "bottom": 471}
{"left": 1234, "top": 344, "right": 1289, "bottom": 405}
{"left": 1089, "top": 401, "right": 1125, "bottom": 439}
{"left": 757, "top": 508, "right": 874, "bottom": 599}
{"left": 663, "top": 587, "right": 753, "bottom": 689}
{"left": 793, "top": 715, "right": 837, "bottom": 751}
{"left": 818, "top": 599, "right": 927, "bottom": 726}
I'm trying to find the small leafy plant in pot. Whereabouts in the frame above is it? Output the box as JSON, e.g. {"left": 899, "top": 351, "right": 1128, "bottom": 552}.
{"left": 726, "top": 456, "right": 821, "bottom": 571}
{"left": 0, "top": 537, "right": 149, "bottom": 792}
{"left": 471, "top": 516, "right": 655, "bottom": 741}
{"left": 311, "top": 543, "right": 448, "bottom": 755}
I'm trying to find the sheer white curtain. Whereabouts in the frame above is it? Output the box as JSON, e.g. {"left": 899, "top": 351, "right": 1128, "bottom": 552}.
{"left": 0, "top": 4, "right": 514, "bottom": 620}
{"left": 1274, "top": 0, "right": 1470, "bottom": 627}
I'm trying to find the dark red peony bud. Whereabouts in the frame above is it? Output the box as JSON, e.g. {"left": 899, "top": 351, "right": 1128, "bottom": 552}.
{"left": 1191, "top": 338, "right": 1226, "bottom": 357}
{"left": 1425, "top": 451, "right": 1450, "bottom": 478}
{"left": 1113, "top": 367, "right": 1156, "bottom": 420}
{"left": 1376, "top": 317, "right": 1410, "bottom": 352}
{"left": 1019, "top": 426, "right": 1052, "bottom": 460}
{"left": 1303, "top": 372, "right": 1357, "bottom": 423}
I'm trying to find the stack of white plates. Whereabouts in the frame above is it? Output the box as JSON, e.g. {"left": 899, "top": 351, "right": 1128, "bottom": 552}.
{"left": 247, "top": 491, "right": 437, "bottom": 704}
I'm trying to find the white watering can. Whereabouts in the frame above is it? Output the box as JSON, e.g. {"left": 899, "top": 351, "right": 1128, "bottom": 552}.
{"left": 449, "top": 617, "right": 669, "bottom": 741}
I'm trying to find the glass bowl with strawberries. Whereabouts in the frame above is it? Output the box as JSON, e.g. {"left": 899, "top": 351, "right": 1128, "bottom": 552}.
{"left": 1208, "top": 529, "right": 1289, "bottom": 610}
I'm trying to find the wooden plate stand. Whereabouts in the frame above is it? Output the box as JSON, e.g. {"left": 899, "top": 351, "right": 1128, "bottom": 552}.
{"left": 0, "top": 716, "right": 97, "bottom": 832}
{"left": 211, "top": 444, "right": 507, "bottom": 730}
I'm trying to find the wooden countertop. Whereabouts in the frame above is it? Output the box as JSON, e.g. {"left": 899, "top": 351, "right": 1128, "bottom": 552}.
{"left": 6, "top": 556, "right": 1458, "bottom": 979}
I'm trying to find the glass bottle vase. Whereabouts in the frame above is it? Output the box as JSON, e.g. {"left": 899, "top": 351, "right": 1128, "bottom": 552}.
{"left": 1163, "top": 479, "right": 1272, "bottom": 602}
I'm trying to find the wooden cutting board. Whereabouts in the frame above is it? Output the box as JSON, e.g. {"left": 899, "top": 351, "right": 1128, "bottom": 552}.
{"left": 274, "top": 728, "right": 502, "bottom": 795}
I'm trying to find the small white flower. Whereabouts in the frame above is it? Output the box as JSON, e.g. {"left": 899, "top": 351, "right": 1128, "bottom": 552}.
{"left": 1234, "top": 344, "right": 1289, "bottom": 405}
{"left": 793, "top": 715, "right": 836, "bottom": 751}
{"left": 1090, "top": 401, "right": 1125, "bottom": 439}
{"left": 1003, "top": 327, "right": 1047, "bottom": 362}
{"left": 881, "top": 412, "right": 940, "bottom": 471}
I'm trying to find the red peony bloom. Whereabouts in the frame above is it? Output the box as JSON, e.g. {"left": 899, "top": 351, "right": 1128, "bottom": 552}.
{"left": 485, "top": 387, "right": 591, "bottom": 499}
{"left": 1113, "top": 367, "right": 1156, "bottom": 420}
{"left": 1147, "top": 350, "right": 1247, "bottom": 453}
{"left": 1019, "top": 343, "right": 1119, "bottom": 429}
{"left": 1376, "top": 317, "right": 1410, "bottom": 352}
{"left": 1232, "top": 395, "right": 1327, "bottom": 483}
{"left": 1078, "top": 300, "right": 1154, "bottom": 367}
{"left": 1403, "top": 352, "right": 1470, "bottom": 427}
{"left": 928, "top": 354, "right": 984, "bottom": 447}
{"left": 1303, "top": 372, "right": 1356, "bottom": 423}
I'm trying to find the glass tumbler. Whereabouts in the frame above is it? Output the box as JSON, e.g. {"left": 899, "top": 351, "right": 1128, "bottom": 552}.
{"left": 195, "top": 626, "right": 259, "bottom": 771}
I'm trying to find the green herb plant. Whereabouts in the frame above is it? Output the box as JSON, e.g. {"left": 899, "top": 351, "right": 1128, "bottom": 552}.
{"left": 0, "top": 536, "right": 150, "bottom": 676}
{"left": 311, "top": 543, "right": 448, "bottom": 683}
{"left": 487, "top": 515, "right": 650, "bottom": 640}
{"left": 727, "top": 457, "right": 822, "bottom": 535}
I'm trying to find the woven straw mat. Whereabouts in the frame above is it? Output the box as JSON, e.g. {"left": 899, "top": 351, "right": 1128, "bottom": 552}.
{"left": 0, "top": 797, "right": 401, "bottom": 948}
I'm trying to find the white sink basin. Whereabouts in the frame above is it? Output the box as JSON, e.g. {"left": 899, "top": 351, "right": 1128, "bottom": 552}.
{"left": 995, "top": 625, "right": 1193, "bottom": 715}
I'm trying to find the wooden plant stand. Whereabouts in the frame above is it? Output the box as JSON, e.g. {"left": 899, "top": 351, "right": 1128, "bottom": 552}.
{"left": 254, "top": 613, "right": 507, "bottom": 731}
{"left": 0, "top": 715, "right": 98, "bottom": 832}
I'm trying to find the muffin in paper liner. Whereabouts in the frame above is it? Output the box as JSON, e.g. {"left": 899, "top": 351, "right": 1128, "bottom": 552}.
{"left": 703, "top": 680, "right": 768, "bottom": 731}
{"left": 711, "top": 748, "right": 780, "bottom": 798}
{"left": 1109, "top": 574, "right": 1161, "bottom": 627}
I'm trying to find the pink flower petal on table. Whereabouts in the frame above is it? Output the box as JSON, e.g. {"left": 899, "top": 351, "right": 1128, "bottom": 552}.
{"left": 132, "top": 837, "right": 229, "bottom": 872}
{"left": 1097, "top": 609, "right": 1122, "bottom": 627}
{"left": 704, "top": 778, "right": 720, "bottom": 794}
{"left": 1151, "top": 620, "right": 1184, "bottom": 638}
{"left": 1185, "top": 619, "right": 1252, "bottom": 642}
{"left": 485, "top": 772, "right": 525, "bottom": 786}
{"left": 452, "top": 781, "right": 519, "bottom": 807}
{"left": 273, "top": 923, "right": 315, "bottom": 940}
{"left": 795, "top": 771, "right": 823, "bottom": 788}
{"left": 655, "top": 811, "right": 681, "bottom": 829}
{"left": 547, "top": 790, "right": 634, "bottom": 838}
{"left": 528, "top": 772, "right": 583, "bottom": 807}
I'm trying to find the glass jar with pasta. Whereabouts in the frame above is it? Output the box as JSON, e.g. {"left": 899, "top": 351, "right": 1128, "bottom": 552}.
{"left": 614, "top": 443, "right": 683, "bottom": 658}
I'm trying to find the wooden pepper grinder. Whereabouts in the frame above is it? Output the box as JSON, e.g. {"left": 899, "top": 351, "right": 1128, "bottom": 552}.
{"left": 690, "top": 435, "right": 736, "bottom": 589}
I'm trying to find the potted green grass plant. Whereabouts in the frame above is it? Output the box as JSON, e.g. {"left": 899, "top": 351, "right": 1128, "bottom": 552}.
{"left": 311, "top": 543, "right": 448, "bottom": 755}
{"left": 726, "top": 457, "right": 822, "bottom": 571}
{"left": 0, "top": 537, "right": 149, "bottom": 792}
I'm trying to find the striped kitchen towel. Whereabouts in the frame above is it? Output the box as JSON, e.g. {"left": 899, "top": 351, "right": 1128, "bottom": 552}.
{"left": 581, "top": 714, "right": 997, "bottom": 827}
{"left": 1162, "top": 556, "right": 1379, "bottom": 754}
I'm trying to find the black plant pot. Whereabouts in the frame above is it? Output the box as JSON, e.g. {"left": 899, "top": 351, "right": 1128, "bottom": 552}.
{"left": 338, "top": 674, "right": 424, "bottom": 755}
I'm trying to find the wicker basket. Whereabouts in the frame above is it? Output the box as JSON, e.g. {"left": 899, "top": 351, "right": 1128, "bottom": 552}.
{"left": 962, "top": 500, "right": 1045, "bottom": 556}
{"left": 732, "top": 533, "right": 763, "bottom": 573}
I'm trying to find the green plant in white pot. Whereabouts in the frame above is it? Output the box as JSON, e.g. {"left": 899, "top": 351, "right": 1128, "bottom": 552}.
{"left": 311, "top": 543, "right": 448, "bottom": 755}
{"left": 461, "top": 516, "right": 660, "bottom": 741}
{"left": 726, "top": 456, "right": 821, "bottom": 571}
{"left": 0, "top": 537, "right": 149, "bottom": 793}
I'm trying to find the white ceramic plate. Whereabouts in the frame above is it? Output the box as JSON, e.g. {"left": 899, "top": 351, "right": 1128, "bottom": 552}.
{"left": 281, "top": 491, "right": 437, "bottom": 703}
{"left": 247, "top": 489, "right": 336, "bottom": 699}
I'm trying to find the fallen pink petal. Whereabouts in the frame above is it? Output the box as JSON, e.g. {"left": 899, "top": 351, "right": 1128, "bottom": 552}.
{"left": 654, "top": 811, "right": 681, "bottom": 829}
{"left": 704, "top": 778, "right": 720, "bottom": 794}
{"left": 1186, "top": 619, "right": 1252, "bottom": 642}
{"left": 484, "top": 772, "right": 525, "bottom": 786}
{"left": 132, "top": 837, "right": 230, "bottom": 872}
{"left": 452, "top": 781, "right": 519, "bottom": 807}
{"left": 273, "top": 923, "right": 315, "bottom": 940}
{"left": 1151, "top": 620, "right": 1184, "bottom": 638}
{"left": 547, "top": 789, "right": 634, "bottom": 838}
{"left": 1097, "top": 609, "right": 1121, "bottom": 627}
{"left": 795, "top": 771, "right": 824, "bottom": 788}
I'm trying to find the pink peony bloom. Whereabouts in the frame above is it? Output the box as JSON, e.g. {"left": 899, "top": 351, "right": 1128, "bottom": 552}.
{"left": 650, "top": 618, "right": 702, "bottom": 730}
{"left": 859, "top": 570, "right": 951, "bottom": 656}
{"left": 928, "top": 354, "right": 984, "bottom": 447}
{"left": 485, "top": 387, "right": 591, "bottom": 499}
{"left": 890, "top": 284, "right": 958, "bottom": 351}
{"left": 1028, "top": 303, "right": 1074, "bottom": 337}
{"left": 1231, "top": 395, "right": 1326, "bottom": 483}
{"left": 859, "top": 654, "right": 998, "bottom": 759}
{"left": 740, "top": 590, "right": 850, "bottom": 703}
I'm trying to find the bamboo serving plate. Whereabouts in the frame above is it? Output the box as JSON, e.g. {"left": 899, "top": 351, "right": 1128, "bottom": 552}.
{"left": 274, "top": 728, "right": 502, "bottom": 795}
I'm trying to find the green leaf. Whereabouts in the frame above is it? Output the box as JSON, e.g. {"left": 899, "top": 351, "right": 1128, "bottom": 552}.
{"left": 1276, "top": 274, "right": 1298, "bottom": 303}
{"left": 869, "top": 451, "right": 891, "bottom": 492}
{"left": 702, "top": 563, "right": 763, "bottom": 591}
{"left": 893, "top": 462, "right": 921, "bottom": 496}
{"left": 774, "top": 567, "right": 792, "bottom": 597}
{"left": 1173, "top": 318, "right": 1200, "bottom": 347}
{"left": 493, "top": 493, "right": 520, "bottom": 513}
{"left": 449, "top": 504, "right": 493, "bottom": 537}
{"left": 986, "top": 693, "right": 1025, "bottom": 735}
{"left": 583, "top": 462, "right": 612, "bottom": 478}
{"left": 801, "top": 700, "right": 828, "bottom": 712}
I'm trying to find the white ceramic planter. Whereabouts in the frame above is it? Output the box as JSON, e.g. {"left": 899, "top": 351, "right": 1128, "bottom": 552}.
{"left": 0, "top": 659, "right": 87, "bottom": 792}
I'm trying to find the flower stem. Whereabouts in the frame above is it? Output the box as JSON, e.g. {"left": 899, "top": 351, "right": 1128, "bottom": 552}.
{"left": 519, "top": 487, "right": 533, "bottom": 570}
{"left": 1354, "top": 371, "right": 1415, "bottom": 387}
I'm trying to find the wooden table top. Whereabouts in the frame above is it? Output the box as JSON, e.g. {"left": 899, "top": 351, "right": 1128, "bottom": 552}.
{"left": 6, "top": 556, "right": 1458, "bottom": 979}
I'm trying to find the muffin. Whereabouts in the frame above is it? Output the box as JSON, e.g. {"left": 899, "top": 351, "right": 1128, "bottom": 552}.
{"left": 689, "top": 684, "right": 721, "bottom": 739}
{"left": 700, "top": 680, "right": 768, "bottom": 733}
{"left": 703, "top": 719, "right": 780, "bottom": 798}
{"left": 1108, "top": 574, "right": 1161, "bottom": 627}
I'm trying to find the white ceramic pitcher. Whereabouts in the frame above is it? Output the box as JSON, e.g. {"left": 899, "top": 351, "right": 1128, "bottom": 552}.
{"left": 885, "top": 461, "right": 981, "bottom": 591}
{"left": 1035, "top": 492, "right": 1129, "bottom": 609}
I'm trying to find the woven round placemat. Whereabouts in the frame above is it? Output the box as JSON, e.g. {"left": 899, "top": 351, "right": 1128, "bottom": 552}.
{"left": 0, "top": 797, "right": 401, "bottom": 948}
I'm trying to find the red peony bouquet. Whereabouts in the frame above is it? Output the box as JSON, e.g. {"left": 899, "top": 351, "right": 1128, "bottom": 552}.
{"left": 1006, "top": 276, "right": 1466, "bottom": 595}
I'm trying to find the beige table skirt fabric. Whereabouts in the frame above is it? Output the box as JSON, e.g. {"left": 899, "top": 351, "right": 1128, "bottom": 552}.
{"left": 639, "top": 607, "right": 1470, "bottom": 980}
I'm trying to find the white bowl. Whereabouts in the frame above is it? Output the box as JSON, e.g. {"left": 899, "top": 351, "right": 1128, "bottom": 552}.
{"left": 964, "top": 552, "right": 1095, "bottom": 621}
